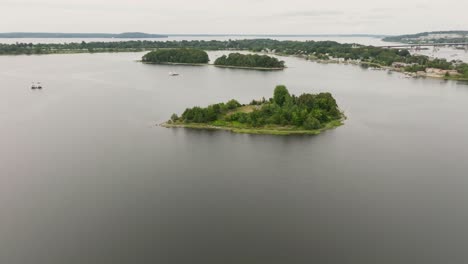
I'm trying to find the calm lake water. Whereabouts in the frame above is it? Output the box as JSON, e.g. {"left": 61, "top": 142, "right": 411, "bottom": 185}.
{"left": 1, "top": 51, "right": 468, "bottom": 263}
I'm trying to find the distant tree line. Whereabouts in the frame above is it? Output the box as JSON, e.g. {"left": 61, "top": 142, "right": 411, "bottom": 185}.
{"left": 172, "top": 85, "right": 342, "bottom": 130}
{"left": 383, "top": 31, "right": 468, "bottom": 44}
{"left": 214, "top": 53, "right": 285, "bottom": 68}
{"left": 142, "top": 48, "right": 209, "bottom": 64}
{"left": 0, "top": 32, "right": 167, "bottom": 39}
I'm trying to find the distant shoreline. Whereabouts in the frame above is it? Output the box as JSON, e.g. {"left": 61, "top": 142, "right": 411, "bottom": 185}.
{"left": 1, "top": 38, "right": 466, "bottom": 81}
{"left": 289, "top": 54, "right": 468, "bottom": 81}
{"left": 0, "top": 32, "right": 167, "bottom": 39}
{"left": 0, "top": 33, "right": 387, "bottom": 39}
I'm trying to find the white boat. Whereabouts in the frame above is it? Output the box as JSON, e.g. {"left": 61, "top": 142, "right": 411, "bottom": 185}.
{"left": 169, "top": 72, "right": 179, "bottom": 76}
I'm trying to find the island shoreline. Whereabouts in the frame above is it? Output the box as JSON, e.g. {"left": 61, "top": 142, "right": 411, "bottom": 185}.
{"left": 159, "top": 115, "right": 346, "bottom": 136}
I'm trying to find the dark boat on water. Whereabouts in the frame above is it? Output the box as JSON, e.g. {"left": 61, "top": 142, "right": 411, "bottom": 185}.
{"left": 31, "top": 82, "right": 42, "bottom": 90}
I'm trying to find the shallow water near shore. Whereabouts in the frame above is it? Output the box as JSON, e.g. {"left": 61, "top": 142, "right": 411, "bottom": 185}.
{"left": 1, "top": 51, "right": 468, "bottom": 263}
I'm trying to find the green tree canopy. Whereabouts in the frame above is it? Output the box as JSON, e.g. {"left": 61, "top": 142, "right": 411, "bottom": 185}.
{"left": 173, "top": 85, "right": 343, "bottom": 131}
{"left": 214, "top": 53, "right": 285, "bottom": 68}
{"left": 142, "top": 48, "right": 209, "bottom": 64}
{"left": 273, "top": 85, "right": 291, "bottom": 107}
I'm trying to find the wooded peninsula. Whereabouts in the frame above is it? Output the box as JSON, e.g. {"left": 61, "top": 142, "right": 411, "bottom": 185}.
{"left": 162, "top": 85, "right": 344, "bottom": 135}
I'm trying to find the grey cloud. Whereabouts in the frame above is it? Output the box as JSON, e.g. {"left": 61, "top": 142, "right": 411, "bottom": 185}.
{"left": 370, "top": 7, "right": 403, "bottom": 12}
{"left": 370, "top": 4, "right": 429, "bottom": 13}
{"left": 0, "top": 0, "right": 466, "bottom": 34}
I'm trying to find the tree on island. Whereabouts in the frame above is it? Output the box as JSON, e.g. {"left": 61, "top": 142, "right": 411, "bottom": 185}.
{"left": 303, "top": 115, "right": 321, "bottom": 130}
{"left": 171, "top": 114, "right": 179, "bottom": 122}
{"left": 273, "top": 85, "right": 291, "bottom": 106}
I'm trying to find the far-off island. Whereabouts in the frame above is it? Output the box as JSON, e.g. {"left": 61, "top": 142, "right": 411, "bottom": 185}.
{"left": 214, "top": 53, "right": 285, "bottom": 70}
{"left": 142, "top": 48, "right": 210, "bottom": 64}
{"left": 142, "top": 48, "right": 286, "bottom": 70}
{"left": 162, "top": 85, "right": 344, "bottom": 135}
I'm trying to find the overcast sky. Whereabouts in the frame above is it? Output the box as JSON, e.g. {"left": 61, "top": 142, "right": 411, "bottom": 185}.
{"left": 1, "top": 0, "right": 466, "bottom": 35}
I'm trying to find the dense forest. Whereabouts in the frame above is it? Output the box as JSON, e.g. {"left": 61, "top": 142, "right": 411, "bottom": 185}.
{"left": 142, "top": 48, "right": 209, "bottom": 64}
{"left": 214, "top": 53, "right": 285, "bottom": 69}
{"left": 1, "top": 39, "right": 466, "bottom": 77}
{"left": 169, "top": 85, "right": 343, "bottom": 132}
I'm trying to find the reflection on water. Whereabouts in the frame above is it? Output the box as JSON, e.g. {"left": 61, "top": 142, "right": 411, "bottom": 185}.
{"left": 1, "top": 51, "right": 468, "bottom": 263}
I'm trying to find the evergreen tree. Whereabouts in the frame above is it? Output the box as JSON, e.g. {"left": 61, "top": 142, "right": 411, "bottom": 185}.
{"left": 273, "top": 85, "right": 291, "bottom": 107}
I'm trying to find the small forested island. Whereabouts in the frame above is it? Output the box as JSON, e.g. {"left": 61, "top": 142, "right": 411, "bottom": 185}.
{"left": 214, "top": 53, "right": 285, "bottom": 70}
{"left": 142, "top": 48, "right": 209, "bottom": 64}
{"left": 162, "top": 85, "right": 344, "bottom": 135}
